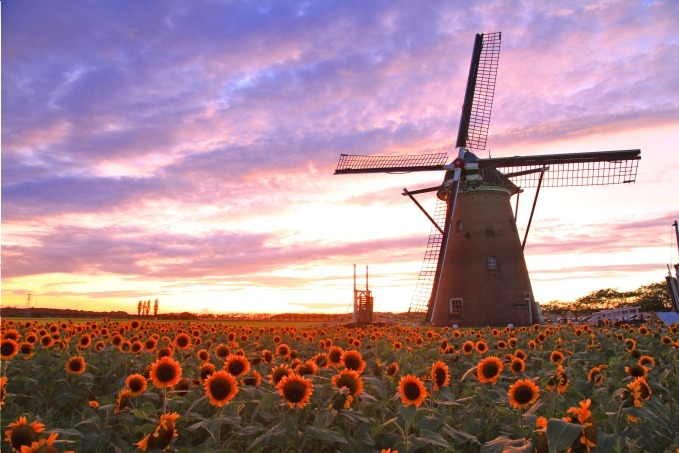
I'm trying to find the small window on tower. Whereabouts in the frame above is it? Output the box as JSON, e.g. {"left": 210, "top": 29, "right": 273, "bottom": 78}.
{"left": 456, "top": 221, "right": 463, "bottom": 232}
{"left": 487, "top": 257, "right": 497, "bottom": 270}
{"left": 449, "top": 298, "right": 463, "bottom": 317}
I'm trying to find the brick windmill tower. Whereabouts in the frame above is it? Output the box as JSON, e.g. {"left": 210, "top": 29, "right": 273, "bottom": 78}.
{"left": 334, "top": 32, "right": 640, "bottom": 327}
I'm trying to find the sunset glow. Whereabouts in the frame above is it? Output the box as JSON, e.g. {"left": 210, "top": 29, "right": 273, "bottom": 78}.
{"left": 3, "top": 1, "right": 678, "bottom": 314}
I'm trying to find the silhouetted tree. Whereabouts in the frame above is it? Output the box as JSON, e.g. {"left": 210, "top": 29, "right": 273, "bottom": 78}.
{"left": 574, "top": 288, "right": 633, "bottom": 311}
{"left": 633, "top": 282, "right": 672, "bottom": 312}
{"left": 154, "top": 299, "right": 159, "bottom": 316}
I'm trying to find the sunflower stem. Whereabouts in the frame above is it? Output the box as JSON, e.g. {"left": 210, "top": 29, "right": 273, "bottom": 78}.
{"left": 162, "top": 387, "right": 167, "bottom": 414}
{"left": 404, "top": 418, "right": 410, "bottom": 453}
{"left": 613, "top": 398, "right": 626, "bottom": 435}
{"left": 217, "top": 405, "right": 223, "bottom": 445}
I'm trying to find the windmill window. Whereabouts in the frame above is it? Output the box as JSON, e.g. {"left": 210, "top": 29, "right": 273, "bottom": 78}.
{"left": 487, "top": 257, "right": 497, "bottom": 270}
{"left": 456, "top": 221, "right": 463, "bottom": 232}
{"left": 449, "top": 298, "right": 463, "bottom": 317}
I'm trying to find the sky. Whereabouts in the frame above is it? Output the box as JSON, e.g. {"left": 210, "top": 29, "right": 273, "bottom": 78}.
{"left": 2, "top": 0, "right": 679, "bottom": 315}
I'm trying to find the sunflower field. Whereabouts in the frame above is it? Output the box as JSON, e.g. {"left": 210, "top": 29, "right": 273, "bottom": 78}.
{"left": 1, "top": 317, "right": 678, "bottom": 452}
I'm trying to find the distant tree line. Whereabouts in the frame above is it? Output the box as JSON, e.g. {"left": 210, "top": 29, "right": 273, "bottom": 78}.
{"left": 5, "top": 281, "right": 671, "bottom": 322}
{"left": 0, "top": 307, "right": 131, "bottom": 319}
{"left": 541, "top": 281, "right": 673, "bottom": 317}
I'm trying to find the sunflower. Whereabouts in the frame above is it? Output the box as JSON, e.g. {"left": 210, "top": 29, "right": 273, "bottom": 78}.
{"left": 2, "top": 329, "right": 21, "bottom": 341}
{"left": 327, "top": 346, "right": 344, "bottom": 366}
{"left": 430, "top": 361, "right": 450, "bottom": 390}
{"left": 475, "top": 340, "right": 488, "bottom": 354}
{"left": 198, "top": 362, "right": 216, "bottom": 383}
{"left": 174, "top": 333, "right": 192, "bottom": 350}
{"left": 386, "top": 362, "right": 399, "bottom": 377}
{"left": 204, "top": 370, "right": 238, "bottom": 407}
{"left": 332, "top": 369, "right": 364, "bottom": 400}
{"left": 17, "top": 432, "right": 63, "bottom": 453}
{"left": 65, "top": 356, "right": 86, "bottom": 375}
{"left": 312, "top": 353, "right": 328, "bottom": 368}
{"left": 535, "top": 416, "right": 548, "bottom": 453}
{"left": 625, "top": 364, "right": 648, "bottom": 379}
{"left": 197, "top": 349, "right": 210, "bottom": 362}
{"left": 549, "top": 350, "right": 564, "bottom": 365}
{"left": 276, "top": 343, "right": 291, "bottom": 359}
{"left": 510, "top": 357, "right": 525, "bottom": 374}
{"left": 398, "top": 374, "right": 428, "bottom": 407}
{"left": 296, "top": 360, "right": 319, "bottom": 376}
{"left": 514, "top": 349, "right": 527, "bottom": 361}
{"left": 565, "top": 399, "right": 597, "bottom": 452}
{"left": 545, "top": 365, "right": 569, "bottom": 393}
{"left": 126, "top": 374, "right": 148, "bottom": 396}
{"left": 1, "top": 376, "right": 7, "bottom": 406}
{"left": 587, "top": 366, "right": 606, "bottom": 386}
{"left": 174, "top": 378, "right": 191, "bottom": 396}
{"left": 1, "top": 338, "right": 19, "bottom": 360}
{"left": 18, "top": 341, "right": 34, "bottom": 359}
{"left": 476, "top": 356, "right": 503, "bottom": 384}
{"left": 144, "top": 337, "right": 158, "bottom": 352}
{"left": 508, "top": 379, "right": 540, "bottom": 409}
{"left": 268, "top": 364, "right": 292, "bottom": 384}
{"left": 148, "top": 340, "right": 168, "bottom": 356}
{"left": 339, "top": 350, "right": 365, "bottom": 374}
{"left": 110, "top": 334, "right": 124, "bottom": 347}
{"left": 638, "top": 355, "right": 655, "bottom": 369}
{"left": 261, "top": 349, "right": 274, "bottom": 364}
{"left": 624, "top": 338, "right": 636, "bottom": 351}
{"left": 113, "top": 388, "right": 132, "bottom": 414}
{"left": 77, "top": 334, "right": 91, "bottom": 349}
{"left": 130, "top": 340, "right": 143, "bottom": 354}
{"left": 627, "top": 376, "right": 651, "bottom": 407}
{"left": 224, "top": 355, "right": 251, "bottom": 378}
{"left": 149, "top": 356, "right": 183, "bottom": 388}
{"left": 40, "top": 335, "right": 54, "bottom": 348}
{"left": 4, "top": 416, "right": 45, "bottom": 452}
{"left": 277, "top": 373, "right": 313, "bottom": 409}
{"left": 137, "top": 412, "right": 180, "bottom": 452}
{"left": 242, "top": 370, "right": 262, "bottom": 387}
{"left": 462, "top": 341, "right": 475, "bottom": 354}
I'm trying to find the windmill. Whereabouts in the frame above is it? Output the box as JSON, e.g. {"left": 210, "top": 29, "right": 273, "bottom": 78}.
{"left": 334, "top": 32, "right": 640, "bottom": 327}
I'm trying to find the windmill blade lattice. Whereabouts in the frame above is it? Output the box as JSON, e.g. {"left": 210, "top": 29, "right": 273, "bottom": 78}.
{"left": 481, "top": 149, "right": 640, "bottom": 188}
{"left": 407, "top": 198, "right": 448, "bottom": 319}
{"left": 334, "top": 152, "right": 449, "bottom": 175}
{"left": 457, "top": 32, "right": 502, "bottom": 152}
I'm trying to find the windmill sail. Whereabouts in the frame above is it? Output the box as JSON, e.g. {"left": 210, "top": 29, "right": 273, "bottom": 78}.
{"left": 334, "top": 152, "right": 449, "bottom": 175}
{"left": 407, "top": 198, "right": 447, "bottom": 319}
{"left": 457, "top": 32, "right": 501, "bottom": 152}
{"left": 482, "top": 149, "right": 640, "bottom": 187}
